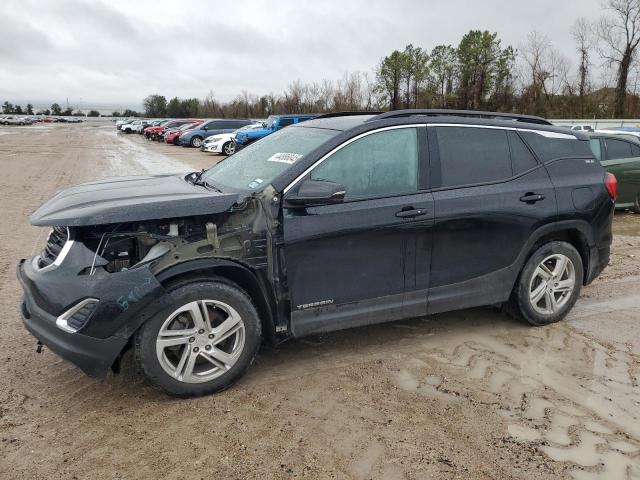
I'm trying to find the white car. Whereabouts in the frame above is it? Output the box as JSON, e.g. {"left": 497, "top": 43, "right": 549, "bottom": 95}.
{"left": 569, "top": 124, "right": 593, "bottom": 132}
{"left": 121, "top": 120, "right": 142, "bottom": 133}
{"left": 202, "top": 123, "right": 264, "bottom": 155}
{"left": 201, "top": 132, "right": 237, "bottom": 155}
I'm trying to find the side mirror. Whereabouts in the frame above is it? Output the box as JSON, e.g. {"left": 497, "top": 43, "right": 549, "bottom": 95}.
{"left": 286, "top": 179, "right": 346, "bottom": 206}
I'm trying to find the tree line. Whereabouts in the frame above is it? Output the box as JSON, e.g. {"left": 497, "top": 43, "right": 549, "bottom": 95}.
{"left": 1, "top": 101, "right": 107, "bottom": 118}
{"left": 139, "top": 0, "right": 640, "bottom": 120}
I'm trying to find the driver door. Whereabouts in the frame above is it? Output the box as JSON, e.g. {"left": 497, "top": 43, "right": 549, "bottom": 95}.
{"left": 281, "top": 126, "right": 434, "bottom": 336}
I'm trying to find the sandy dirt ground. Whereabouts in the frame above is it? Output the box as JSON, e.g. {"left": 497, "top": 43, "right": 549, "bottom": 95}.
{"left": 0, "top": 122, "right": 639, "bottom": 480}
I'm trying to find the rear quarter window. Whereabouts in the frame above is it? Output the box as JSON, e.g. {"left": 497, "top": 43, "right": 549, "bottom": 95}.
{"left": 520, "top": 131, "right": 592, "bottom": 162}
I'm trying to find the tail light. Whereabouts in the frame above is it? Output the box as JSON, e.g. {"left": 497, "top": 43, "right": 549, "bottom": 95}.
{"left": 604, "top": 172, "right": 617, "bottom": 201}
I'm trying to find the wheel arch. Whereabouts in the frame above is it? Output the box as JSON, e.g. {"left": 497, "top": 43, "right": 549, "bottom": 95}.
{"left": 517, "top": 221, "right": 594, "bottom": 286}
{"left": 154, "top": 258, "right": 277, "bottom": 345}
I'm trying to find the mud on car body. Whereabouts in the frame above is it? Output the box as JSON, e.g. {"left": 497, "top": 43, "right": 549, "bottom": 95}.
{"left": 18, "top": 109, "right": 615, "bottom": 397}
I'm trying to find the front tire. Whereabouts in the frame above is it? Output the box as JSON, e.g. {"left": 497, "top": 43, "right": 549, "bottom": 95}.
{"left": 135, "top": 276, "right": 261, "bottom": 397}
{"left": 190, "top": 136, "right": 203, "bottom": 148}
{"left": 511, "top": 241, "right": 583, "bottom": 326}
{"left": 222, "top": 141, "right": 235, "bottom": 156}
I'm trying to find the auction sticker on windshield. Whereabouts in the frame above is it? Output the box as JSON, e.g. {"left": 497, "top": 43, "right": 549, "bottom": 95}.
{"left": 267, "top": 152, "right": 303, "bottom": 164}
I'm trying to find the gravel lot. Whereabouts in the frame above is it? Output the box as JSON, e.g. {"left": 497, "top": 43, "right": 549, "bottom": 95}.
{"left": 1, "top": 122, "right": 639, "bottom": 479}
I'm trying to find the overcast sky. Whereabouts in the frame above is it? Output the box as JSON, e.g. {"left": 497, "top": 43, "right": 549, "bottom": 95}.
{"left": 0, "top": 0, "right": 606, "bottom": 109}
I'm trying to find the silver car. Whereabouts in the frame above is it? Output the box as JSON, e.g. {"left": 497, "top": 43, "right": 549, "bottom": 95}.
{"left": 1, "top": 115, "right": 32, "bottom": 126}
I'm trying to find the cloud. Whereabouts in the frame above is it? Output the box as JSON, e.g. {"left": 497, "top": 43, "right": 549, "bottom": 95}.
{"left": 0, "top": 0, "right": 605, "bottom": 108}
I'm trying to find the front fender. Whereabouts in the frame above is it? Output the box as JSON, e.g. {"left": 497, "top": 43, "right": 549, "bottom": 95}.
{"left": 154, "top": 258, "right": 278, "bottom": 344}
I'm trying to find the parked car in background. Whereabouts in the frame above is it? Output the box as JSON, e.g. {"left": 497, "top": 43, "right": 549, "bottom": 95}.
{"left": 202, "top": 123, "right": 263, "bottom": 155}
{"left": 17, "top": 109, "right": 614, "bottom": 397}
{"left": 121, "top": 120, "right": 143, "bottom": 133}
{"left": 135, "top": 120, "right": 154, "bottom": 134}
{"left": 144, "top": 120, "right": 194, "bottom": 140}
{"left": 178, "top": 119, "right": 253, "bottom": 147}
{"left": 164, "top": 121, "right": 204, "bottom": 144}
{"left": 117, "top": 119, "right": 137, "bottom": 131}
{"left": 1, "top": 115, "right": 32, "bottom": 125}
{"left": 234, "top": 114, "right": 317, "bottom": 147}
{"left": 588, "top": 133, "right": 640, "bottom": 212}
{"left": 569, "top": 125, "right": 593, "bottom": 132}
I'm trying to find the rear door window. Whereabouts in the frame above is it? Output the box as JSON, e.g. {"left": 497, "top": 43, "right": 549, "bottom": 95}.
{"left": 435, "top": 126, "right": 512, "bottom": 187}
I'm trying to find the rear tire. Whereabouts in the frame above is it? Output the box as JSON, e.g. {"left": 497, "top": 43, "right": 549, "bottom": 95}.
{"left": 511, "top": 241, "right": 583, "bottom": 326}
{"left": 135, "top": 276, "right": 261, "bottom": 397}
{"left": 633, "top": 194, "right": 640, "bottom": 214}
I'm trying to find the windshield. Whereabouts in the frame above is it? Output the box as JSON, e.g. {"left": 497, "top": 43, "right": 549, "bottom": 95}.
{"left": 179, "top": 122, "right": 198, "bottom": 131}
{"left": 202, "top": 126, "right": 337, "bottom": 190}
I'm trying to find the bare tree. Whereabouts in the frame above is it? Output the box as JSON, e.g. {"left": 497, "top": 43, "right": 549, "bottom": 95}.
{"left": 598, "top": 0, "right": 640, "bottom": 116}
{"left": 571, "top": 17, "right": 595, "bottom": 109}
{"left": 519, "top": 31, "right": 570, "bottom": 114}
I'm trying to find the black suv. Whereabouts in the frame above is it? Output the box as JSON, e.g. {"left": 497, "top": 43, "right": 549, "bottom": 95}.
{"left": 17, "top": 110, "right": 615, "bottom": 397}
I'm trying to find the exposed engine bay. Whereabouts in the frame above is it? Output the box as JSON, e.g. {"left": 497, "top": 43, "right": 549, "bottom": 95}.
{"left": 66, "top": 197, "right": 269, "bottom": 275}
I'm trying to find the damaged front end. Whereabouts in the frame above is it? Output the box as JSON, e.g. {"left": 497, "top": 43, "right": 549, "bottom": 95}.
{"left": 18, "top": 186, "right": 276, "bottom": 378}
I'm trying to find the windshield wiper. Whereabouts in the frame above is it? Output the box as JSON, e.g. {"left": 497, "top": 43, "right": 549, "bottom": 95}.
{"left": 187, "top": 170, "right": 222, "bottom": 192}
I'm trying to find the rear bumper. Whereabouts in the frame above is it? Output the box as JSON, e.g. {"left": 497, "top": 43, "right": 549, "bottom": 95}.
{"left": 585, "top": 245, "right": 609, "bottom": 285}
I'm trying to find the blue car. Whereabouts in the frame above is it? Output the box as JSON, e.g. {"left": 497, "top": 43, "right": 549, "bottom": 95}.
{"left": 179, "top": 119, "right": 253, "bottom": 148}
{"left": 234, "top": 114, "right": 317, "bottom": 147}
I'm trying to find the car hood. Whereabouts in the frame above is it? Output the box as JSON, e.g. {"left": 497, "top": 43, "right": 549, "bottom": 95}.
{"left": 30, "top": 173, "right": 243, "bottom": 227}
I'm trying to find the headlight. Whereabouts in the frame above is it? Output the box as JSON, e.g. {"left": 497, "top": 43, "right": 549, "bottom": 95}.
{"left": 208, "top": 137, "right": 222, "bottom": 143}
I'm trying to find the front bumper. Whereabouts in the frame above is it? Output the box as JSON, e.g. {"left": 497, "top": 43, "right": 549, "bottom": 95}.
{"left": 202, "top": 141, "right": 223, "bottom": 153}
{"left": 16, "top": 243, "right": 167, "bottom": 378}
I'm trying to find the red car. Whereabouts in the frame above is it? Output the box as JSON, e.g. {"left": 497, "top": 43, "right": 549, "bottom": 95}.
{"left": 143, "top": 119, "right": 199, "bottom": 140}
{"left": 164, "top": 120, "right": 203, "bottom": 145}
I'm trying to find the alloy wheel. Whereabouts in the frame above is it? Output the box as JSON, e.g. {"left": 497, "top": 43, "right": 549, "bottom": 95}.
{"left": 528, "top": 254, "right": 576, "bottom": 315}
{"left": 155, "top": 300, "right": 245, "bottom": 383}
{"left": 191, "top": 137, "right": 202, "bottom": 148}
{"left": 223, "top": 142, "right": 235, "bottom": 155}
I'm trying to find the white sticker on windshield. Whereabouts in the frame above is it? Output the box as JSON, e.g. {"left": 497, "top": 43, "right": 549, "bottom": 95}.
{"left": 248, "top": 178, "right": 264, "bottom": 189}
{"left": 267, "top": 152, "right": 303, "bottom": 164}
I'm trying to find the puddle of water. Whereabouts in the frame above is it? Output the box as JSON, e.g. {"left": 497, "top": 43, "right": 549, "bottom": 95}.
{"left": 541, "top": 431, "right": 605, "bottom": 466}
{"left": 100, "top": 129, "right": 193, "bottom": 176}
{"left": 507, "top": 424, "right": 541, "bottom": 442}
{"left": 545, "top": 413, "right": 577, "bottom": 446}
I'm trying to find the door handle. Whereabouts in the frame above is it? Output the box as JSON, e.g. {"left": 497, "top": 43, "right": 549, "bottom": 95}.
{"left": 520, "top": 193, "right": 545, "bottom": 204}
{"left": 395, "top": 207, "right": 428, "bottom": 218}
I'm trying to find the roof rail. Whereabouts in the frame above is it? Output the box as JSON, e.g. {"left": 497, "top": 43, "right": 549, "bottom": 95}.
{"left": 313, "top": 111, "right": 382, "bottom": 119}
{"left": 367, "top": 109, "right": 552, "bottom": 126}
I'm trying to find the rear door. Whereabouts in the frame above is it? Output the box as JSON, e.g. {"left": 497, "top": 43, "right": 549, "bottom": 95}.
{"left": 427, "top": 125, "right": 556, "bottom": 313}
{"left": 282, "top": 126, "right": 434, "bottom": 336}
